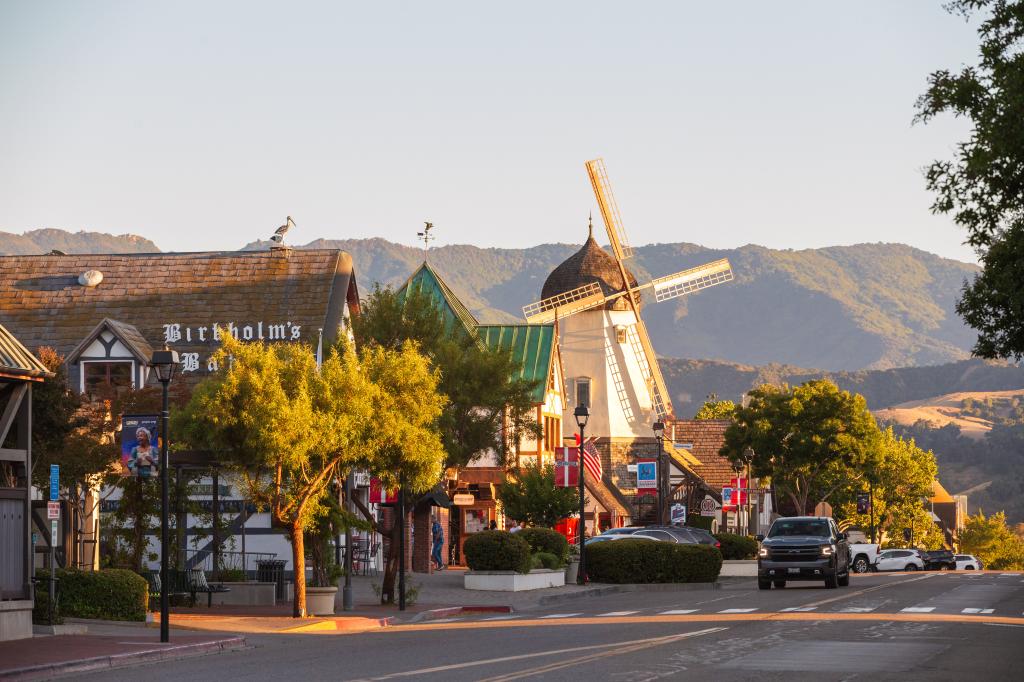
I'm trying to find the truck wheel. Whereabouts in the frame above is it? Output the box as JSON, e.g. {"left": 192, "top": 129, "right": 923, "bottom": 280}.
{"left": 838, "top": 571, "right": 850, "bottom": 587}
{"left": 853, "top": 556, "right": 869, "bottom": 573}
{"left": 758, "top": 579, "right": 772, "bottom": 590}
{"left": 824, "top": 574, "right": 839, "bottom": 589}
{"left": 773, "top": 580, "right": 786, "bottom": 589}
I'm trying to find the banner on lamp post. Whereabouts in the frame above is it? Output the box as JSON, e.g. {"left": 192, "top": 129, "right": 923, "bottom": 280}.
{"left": 636, "top": 459, "right": 657, "bottom": 493}
{"left": 121, "top": 415, "right": 161, "bottom": 478}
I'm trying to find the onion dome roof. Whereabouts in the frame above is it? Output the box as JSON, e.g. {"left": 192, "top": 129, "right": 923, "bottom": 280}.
{"left": 541, "top": 223, "right": 639, "bottom": 311}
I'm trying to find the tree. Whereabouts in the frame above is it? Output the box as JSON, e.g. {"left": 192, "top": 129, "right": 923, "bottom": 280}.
{"left": 694, "top": 394, "right": 737, "bottom": 420}
{"left": 179, "top": 334, "right": 445, "bottom": 616}
{"left": 497, "top": 463, "right": 579, "bottom": 528}
{"left": 916, "top": 0, "right": 1024, "bottom": 360}
{"left": 720, "top": 379, "right": 881, "bottom": 515}
{"left": 959, "top": 510, "right": 1024, "bottom": 569}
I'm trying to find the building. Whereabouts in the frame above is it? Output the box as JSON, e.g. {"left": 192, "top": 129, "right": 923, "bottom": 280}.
{"left": 0, "top": 324, "right": 52, "bottom": 641}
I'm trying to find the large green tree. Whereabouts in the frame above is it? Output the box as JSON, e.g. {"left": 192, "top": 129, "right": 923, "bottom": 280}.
{"left": 720, "top": 379, "right": 881, "bottom": 515}
{"left": 917, "top": 0, "right": 1024, "bottom": 360}
{"left": 497, "top": 463, "right": 579, "bottom": 528}
{"left": 179, "top": 334, "right": 445, "bottom": 616}
{"left": 694, "top": 394, "right": 737, "bottom": 420}
{"left": 959, "top": 510, "right": 1024, "bottom": 569}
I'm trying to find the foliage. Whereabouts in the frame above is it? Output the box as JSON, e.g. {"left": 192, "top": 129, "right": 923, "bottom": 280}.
{"left": 714, "top": 533, "right": 758, "bottom": 560}
{"left": 178, "top": 334, "right": 445, "bottom": 615}
{"left": 959, "top": 511, "right": 1024, "bottom": 569}
{"left": 686, "top": 516, "right": 714, "bottom": 532}
{"left": 533, "top": 551, "right": 561, "bottom": 570}
{"left": 916, "top": 0, "right": 1024, "bottom": 360}
{"left": 721, "top": 379, "right": 881, "bottom": 515}
{"left": 586, "top": 540, "right": 723, "bottom": 584}
{"left": 463, "top": 530, "right": 532, "bottom": 573}
{"left": 497, "top": 463, "right": 579, "bottom": 528}
{"left": 516, "top": 527, "right": 570, "bottom": 565}
{"left": 35, "top": 569, "right": 148, "bottom": 622}
{"left": 694, "top": 394, "right": 737, "bottom": 420}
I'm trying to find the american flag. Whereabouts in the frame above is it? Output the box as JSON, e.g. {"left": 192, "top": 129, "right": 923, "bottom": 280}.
{"left": 575, "top": 434, "right": 603, "bottom": 481}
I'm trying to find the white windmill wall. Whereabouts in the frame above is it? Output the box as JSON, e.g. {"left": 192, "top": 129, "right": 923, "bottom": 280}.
{"left": 558, "top": 307, "right": 657, "bottom": 440}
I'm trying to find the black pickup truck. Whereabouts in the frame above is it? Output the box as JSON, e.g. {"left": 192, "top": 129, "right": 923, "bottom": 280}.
{"left": 920, "top": 549, "right": 956, "bottom": 570}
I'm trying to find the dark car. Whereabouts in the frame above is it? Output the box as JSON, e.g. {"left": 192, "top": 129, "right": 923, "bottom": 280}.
{"left": 756, "top": 516, "right": 851, "bottom": 590}
{"left": 920, "top": 549, "right": 956, "bottom": 571}
{"left": 627, "top": 525, "right": 722, "bottom": 548}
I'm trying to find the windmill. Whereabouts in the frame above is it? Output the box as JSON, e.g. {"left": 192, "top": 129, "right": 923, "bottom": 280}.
{"left": 522, "top": 158, "right": 734, "bottom": 421}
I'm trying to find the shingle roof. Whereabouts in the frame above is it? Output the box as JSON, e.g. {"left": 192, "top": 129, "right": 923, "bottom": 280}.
{"left": 475, "top": 325, "right": 555, "bottom": 404}
{"left": 398, "top": 262, "right": 479, "bottom": 337}
{"left": 930, "top": 480, "right": 955, "bottom": 504}
{"left": 0, "top": 249, "right": 357, "bottom": 384}
{"left": 541, "top": 233, "right": 639, "bottom": 312}
{"left": 0, "top": 323, "right": 52, "bottom": 380}
{"left": 667, "top": 419, "right": 735, "bottom": 491}
{"left": 67, "top": 318, "right": 154, "bottom": 364}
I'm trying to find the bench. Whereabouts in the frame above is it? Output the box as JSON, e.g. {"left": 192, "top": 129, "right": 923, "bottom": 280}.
{"left": 147, "top": 571, "right": 189, "bottom": 604}
{"left": 187, "top": 569, "right": 231, "bottom": 607}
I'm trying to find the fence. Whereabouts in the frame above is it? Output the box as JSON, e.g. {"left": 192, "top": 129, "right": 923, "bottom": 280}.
{"left": 184, "top": 549, "right": 277, "bottom": 578}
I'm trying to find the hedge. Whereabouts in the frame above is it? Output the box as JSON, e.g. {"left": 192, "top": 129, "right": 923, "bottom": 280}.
{"left": 714, "top": 533, "right": 758, "bottom": 560}
{"left": 33, "top": 569, "right": 149, "bottom": 622}
{"left": 586, "top": 540, "right": 723, "bottom": 583}
{"left": 517, "top": 527, "right": 569, "bottom": 566}
{"left": 464, "top": 531, "right": 532, "bottom": 573}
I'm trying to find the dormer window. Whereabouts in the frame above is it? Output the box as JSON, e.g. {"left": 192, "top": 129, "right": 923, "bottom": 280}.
{"left": 66, "top": 318, "right": 154, "bottom": 396}
{"left": 82, "top": 360, "right": 134, "bottom": 397}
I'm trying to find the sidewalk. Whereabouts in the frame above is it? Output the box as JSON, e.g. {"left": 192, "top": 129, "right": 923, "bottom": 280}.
{"left": 0, "top": 624, "right": 244, "bottom": 681}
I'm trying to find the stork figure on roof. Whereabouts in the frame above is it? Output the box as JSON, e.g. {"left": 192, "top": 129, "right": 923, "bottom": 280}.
{"left": 271, "top": 216, "right": 295, "bottom": 245}
{"left": 524, "top": 158, "right": 735, "bottom": 527}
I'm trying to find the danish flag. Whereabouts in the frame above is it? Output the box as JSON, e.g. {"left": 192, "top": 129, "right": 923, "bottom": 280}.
{"left": 575, "top": 433, "right": 603, "bottom": 481}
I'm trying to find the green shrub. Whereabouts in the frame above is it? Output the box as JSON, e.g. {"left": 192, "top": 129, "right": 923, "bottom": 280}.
{"left": 32, "top": 582, "right": 63, "bottom": 625}
{"left": 464, "top": 531, "right": 532, "bottom": 573}
{"left": 214, "top": 568, "right": 247, "bottom": 582}
{"left": 686, "top": 516, "right": 714, "bottom": 531}
{"left": 533, "top": 551, "right": 561, "bottom": 570}
{"left": 35, "top": 569, "right": 149, "bottom": 622}
{"left": 517, "top": 528, "right": 569, "bottom": 566}
{"left": 714, "top": 533, "right": 758, "bottom": 560}
{"left": 529, "top": 554, "right": 544, "bottom": 570}
{"left": 586, "top": 540, "right": 723, "bottom": 583}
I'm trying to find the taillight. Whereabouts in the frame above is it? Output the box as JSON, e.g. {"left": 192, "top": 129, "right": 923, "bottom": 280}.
{"left": 715, "top": 541, "right": 721, "bottom": 548}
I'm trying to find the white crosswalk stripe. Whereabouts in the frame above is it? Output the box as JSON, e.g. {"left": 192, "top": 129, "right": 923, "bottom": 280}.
{"left": 901, "top": 607, "right": 936, "bottom": 613}
{"left": 719, "top": 608, "right": 757, "bottom": 613}
{"left": 838, "top": 606, "right": 876, "bottom": 613}
{"left": 1000, "top": 573, "right": 1021, "bottom": 577}
{"left": 780, "top": 606, "right": 817, "bottom": 612}
{"left": 659, "top": 609, "right": 698, "bottom": 615}
{"left": 430, "top": 618, "right": 463, "bottom": 623}
{"left": 481, "top": 615, "right": 521, "bottom": 621}
{"left": 597, "top": 611, "right": 639, "bottom": 617}
{"left": 539, "top": 613, "right": 582, "bottom": 619}
{"left": 962, "top": 608, "right": 995, "bottom": 614}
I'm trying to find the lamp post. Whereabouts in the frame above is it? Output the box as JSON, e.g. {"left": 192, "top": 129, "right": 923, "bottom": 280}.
{"left": 573, "top": 405, "right": 589, "bottom": 585}
{"left": 151, "top": 348, "right": 178, "bottom": 644}
{"left": 653, "top": 421, "right": 666, "bottom": 525}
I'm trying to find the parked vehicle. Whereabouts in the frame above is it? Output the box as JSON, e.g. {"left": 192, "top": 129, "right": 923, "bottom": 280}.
{"left": 873, "top": 549, "right": 924, "bottom": 571}
{"left": 756, "top": 516, "right": 851, "bottom": 590}
{"left": 920, "top": 549, "right": 957, "bottom": 570}
{"left": 849, "top": 543, "right": 881, "bottom": 573}
{"left": 955, "top": 554, "right": 982, "bottom": 570}
{"left": 598, "top": 525, "right": 722, "bottom": 548}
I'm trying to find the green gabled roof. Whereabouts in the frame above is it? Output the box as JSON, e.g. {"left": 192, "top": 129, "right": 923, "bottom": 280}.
{"left": 397, "top": 262, "right": 480, "bottom": 337}
{"left": 475, "top": 324, "right": 555, "bottom": 403}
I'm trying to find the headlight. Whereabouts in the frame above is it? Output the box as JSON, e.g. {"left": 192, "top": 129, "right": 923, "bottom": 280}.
{"left": 820, "top": 545, "right": 834, "bottom": 557}
{"left": 758, "top": 547, "right": 769, "bottom": 558}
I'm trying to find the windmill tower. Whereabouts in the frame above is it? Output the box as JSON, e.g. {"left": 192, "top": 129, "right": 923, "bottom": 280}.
{"left": 523, "top": 158, "right": 734, "bottom": 518}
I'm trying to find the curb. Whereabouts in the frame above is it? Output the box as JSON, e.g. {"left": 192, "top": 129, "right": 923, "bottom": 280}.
{"left": 408, "top": 606, "right": 513, "bottom": 623}
{"left": 0, "top": 636, "right": 246, "bottom": 681}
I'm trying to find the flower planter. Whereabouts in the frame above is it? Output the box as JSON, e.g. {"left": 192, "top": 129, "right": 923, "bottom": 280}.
{"left": 464, "top": 569, "right": 565, "bottom": 592}
{"left": 565, "top": 560, "right": 580, "bottom": 584}
{"left": 306, "top": 586, "right": 338, "bottom": 615}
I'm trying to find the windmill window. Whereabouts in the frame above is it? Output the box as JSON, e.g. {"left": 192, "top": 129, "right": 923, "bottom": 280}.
{"left": 615, "top": 325, "right": 627, "bottom": 344}
{"left": 575, "top": 377, "right": 591, "bottom": 409}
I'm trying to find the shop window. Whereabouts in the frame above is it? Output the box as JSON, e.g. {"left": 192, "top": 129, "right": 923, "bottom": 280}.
{"left": 575, "top": 377, "right": 591, "bottom": 409}
{"left": 83, "top": 361, "right": 133, "bottom": 397}
{"left": 464, "top": 508, "right": 489, "bottom": 534}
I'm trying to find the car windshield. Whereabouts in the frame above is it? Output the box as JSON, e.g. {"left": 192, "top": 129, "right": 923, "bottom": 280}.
{"left": 767, "top": 519, "right": 830, "bottom": 538}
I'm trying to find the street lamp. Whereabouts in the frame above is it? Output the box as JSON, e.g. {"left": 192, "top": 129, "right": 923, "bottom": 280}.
{"left": 573, "top": 405, "right": 589, "bottom": 586}
{"left": 653, "top": 421, "right": 666, "bottom": 525}
{"left": 151, "top": 347, "right": 178, "bottom": 644}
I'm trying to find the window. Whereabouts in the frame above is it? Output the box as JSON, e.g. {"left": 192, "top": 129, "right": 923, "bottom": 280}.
{"left": 575, "top": 377, "right": 591, "bottom": 409}
{"left": 635, "top": 530, "right": 675, "bottom": 542}
{"left": 83, "top": 361, "right": 133, "bottom": 396}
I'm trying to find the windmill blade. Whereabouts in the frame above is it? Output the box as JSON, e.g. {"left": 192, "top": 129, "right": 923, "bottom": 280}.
{"left": 622, "top": 317, "right": 674, "bottom": 419}
{"left": 586, "top": 158, "right": 634, "bottom": 261}
{"left": 650, "top": 259, "right": 734, "bottom": 303}
{"left": 522, "top": 281, "right": 606, "bottom": 323}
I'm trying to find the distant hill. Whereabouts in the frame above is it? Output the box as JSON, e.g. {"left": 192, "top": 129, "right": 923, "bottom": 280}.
{"left": 0, "top": 229, "right": 159, "bottom": 255}
{"left": 875, "top": 389, "right": 1024, "bottom": 440}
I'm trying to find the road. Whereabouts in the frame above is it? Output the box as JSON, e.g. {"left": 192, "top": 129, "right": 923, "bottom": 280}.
{"left": 81, "top": 572, "right": 1024, "bottom": 681}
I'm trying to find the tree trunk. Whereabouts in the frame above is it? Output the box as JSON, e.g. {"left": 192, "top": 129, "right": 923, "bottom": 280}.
{"left": 289, "top": 521, "right": 307, "bottom": 618}
{"left": 380, "top": 514, "right": 401, "bottom": 604}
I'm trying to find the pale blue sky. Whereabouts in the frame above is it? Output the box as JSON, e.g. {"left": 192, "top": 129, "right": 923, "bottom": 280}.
{"left": 0, "top": 1, "right": 980, "bottom": 261}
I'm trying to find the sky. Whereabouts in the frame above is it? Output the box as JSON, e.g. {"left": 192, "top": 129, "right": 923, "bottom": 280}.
{"left": 0, "top": 1, "right": 982, "bottom": 262}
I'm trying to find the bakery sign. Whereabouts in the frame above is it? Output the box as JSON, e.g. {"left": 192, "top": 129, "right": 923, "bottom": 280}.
{"left": 161, "top": 321, "right": 304, "bottom": 373}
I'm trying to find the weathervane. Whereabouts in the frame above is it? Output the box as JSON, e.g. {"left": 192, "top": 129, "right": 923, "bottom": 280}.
{"left": 417, "top": 221, "right": 435, "bottom": 262}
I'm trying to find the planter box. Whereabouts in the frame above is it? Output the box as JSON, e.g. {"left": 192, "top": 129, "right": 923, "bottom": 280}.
{"left": 209, "top": 582, "right": 277, "bottom": 607}
{"left": 719, "top": 560, "right": 757, "bottom": 577}
{"left": 465, "top": 569, "right": 566, "bottom": 592}
{"left": 306, "top": 586, "right": 338, "bottom": 615}
{"left": 0, "top": 600, "right": 32, "bottom": 642}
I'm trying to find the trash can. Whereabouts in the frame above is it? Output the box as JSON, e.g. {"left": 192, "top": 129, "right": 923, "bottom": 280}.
{"left": 256, "top": 559, "right": 287, "bottom": 602}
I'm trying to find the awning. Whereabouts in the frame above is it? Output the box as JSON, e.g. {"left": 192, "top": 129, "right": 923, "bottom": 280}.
{"left": 421, "top": 484, "right": 452, "bottom": 509}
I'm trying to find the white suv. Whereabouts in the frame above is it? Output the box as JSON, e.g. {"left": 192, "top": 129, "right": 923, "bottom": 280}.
{"left": 955, "top": 554, "right": 982, "bottom": 570}
{"left": 874, "top": 549, "right": 925, "bottom": 572}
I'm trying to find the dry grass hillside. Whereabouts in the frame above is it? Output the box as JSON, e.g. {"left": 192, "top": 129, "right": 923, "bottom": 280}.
{"left": 874, "top": 389, "right": 1024, "bottom": 440}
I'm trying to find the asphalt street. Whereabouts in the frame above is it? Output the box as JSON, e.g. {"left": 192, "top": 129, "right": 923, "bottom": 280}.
{"left": 77, "top": 572, "right": 1024, "bottom": 681}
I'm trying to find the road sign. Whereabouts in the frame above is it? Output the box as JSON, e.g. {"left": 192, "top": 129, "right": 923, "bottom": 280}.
{"left": 49, "top": 464, "right": 59, "bottom": 501}
{"left": 50, "top": 519, "right": 58, "bottom": 545}
{"left": 722, "top": 486, "right": 735, "bottom": 511}
{"left": 47, "top": 501, "right": 60, "bottom": 519}
{"left": 671, "top": 504, "right": 686, "bottom": 524}
{"left": 857, "top": 492, "right": 870, "bottom": 514}
{"left": 700, "top": 497, "right": 718, "bottom": 517}
{"left": 636, "top": 459, "right": 657, "bottom": 491}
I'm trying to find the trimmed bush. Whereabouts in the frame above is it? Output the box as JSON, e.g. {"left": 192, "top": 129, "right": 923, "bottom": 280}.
{"left": 517, "top": 527, "right": 569, "bottom": 566}
{"left": 534, "top": 551, "right": 561, "bottom": 570}
{"left": 586, "top": 540, "right": 723, "bottom": 583}
{"left": 464, "top": 530, "right": 532, "bottom": 574}
{"left": 686, "top": 515, "right": 714, "bottom": 531}
{"left": 714, "top": 533, "right": 758, "bottom": 560}
{"left": 35, "top": 569, "right": 148, "bottom": 622}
